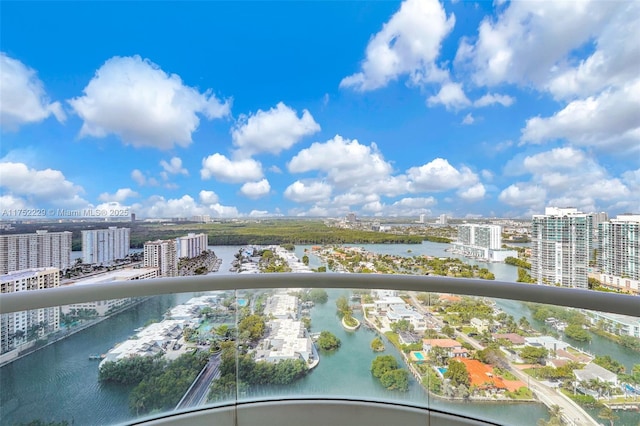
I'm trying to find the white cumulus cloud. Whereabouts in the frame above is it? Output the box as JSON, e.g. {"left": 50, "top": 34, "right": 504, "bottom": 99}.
{"left": 474, "top": 93, "right": 515, "bottom": 108}
{"left": 240, "top": 179, "right": 271, "bottom": 199}
{"left": 521, "top": 81, "right": 640, "bottom": 153}
{"left": 340, "top": 0, "right": 455, "bottom": 91}
{"left": 500, "top": 147, "right": 633, "bottom": 214}
{"left": 522, "top": 147, "right": 586, "bottom": 172}
{"left": 130, "top": 169, "right": 158, "bottom": 186}
{"left": 427, "top": 82, "right": 471, "bottom": 110}
{"left": 231, "top": 102, "right": 320, "bottom": 157}
{"left": 0, "top": 53, "right": 65, "bottom": 130}
{"left": 249, "top": 210, "right": 270, "bottom": 217}
{"left": 160, "top": 157, "right": 188, "bottom": 175}
{"left": 199, "top": 190, "right": 219, "bottom": 205}
{"left": 98, "top": 188, "right": 139, "bottom": 202}
{"left": 545, "top": 3, "right": 640, "bottom": 100}
{"left": 498, "top": 184, "right": 547, "bottom": 210}
{"left": 68, "top": 55, "right": 230, "bottom": 149}
{"left": 458, "top": 183, "right": 486, "bottom": 201}
{"left": 131, "top": 169, "right": 146, "bottom": 186}
{"left": 461, "top": 113, "right": 475, "bottom": 125}
{"left": 284, "top": 180, "right": 332, "bottom": 203}
{"left": 135, "top": 194, "right": 239, "bottom": 218}
{"left": 288, "top": 135, "right": 393, "bottom": 188}
{"left": 0, "top": 162, "right": 87, "bottom": 207}
{"left": 456, "top": 1, "right": 622, "bottom": 88}
{"left": 407, "top": 158, "right": 479, "bottom": 192}
{"left": 200, "top": 153, "right": 263, "bottom": 183}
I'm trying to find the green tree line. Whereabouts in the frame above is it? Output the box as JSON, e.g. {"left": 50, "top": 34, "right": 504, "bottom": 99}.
{"left": 370, "top": 355, "right": 409, "bottom": 391}
{"left": 504, "top": 256, "right": 531, "bottom": 269}
{"left": 208, "top": 345, "right": 309, "bottom": 401}
{"left": 99, "top": 351, "right": 210, "bottom": 415}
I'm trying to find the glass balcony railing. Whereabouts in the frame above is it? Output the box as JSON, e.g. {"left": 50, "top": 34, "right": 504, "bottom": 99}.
{"left": 1, "top": 274, "right": 639, "bottom": 426}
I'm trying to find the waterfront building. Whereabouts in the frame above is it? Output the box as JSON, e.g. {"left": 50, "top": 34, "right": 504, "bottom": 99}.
{"left": 264, "top": 294, "right": 299, "bottom": 320}
{"left": 531, "top": 207, "right": 593, "bottom": 289}
{"left": 492, "top": 333, "right": 525, "bottom": 345}
{"left": 81, "top": 227, "right": 130, "bottom": 265}
{"left": 373, "top": 296, "right": 406, "bottom": 311}
{"left": 583, "top": 310, "right": 640, "bottom": 338}
{"left": 99, "top": 294, "right": 225, "bottom": 368}
{"left": 0, "top": 267, "right": 60, "bottom": 359}
{"left": 0, "top": 230, "right": 72, "bottom": 274}
{"left": 470, "top": 318, "right": 494, "bottom": 333}
{"left": 254, "top": 318, "right": 313, "bottom": 364}
{"left": 450, "top": 224, "right": 517, "bottom": 262}
{"left": 454, "top": 358, "right": 509, "bottom": 392}
{"left": 143, "top": 239, "right": 178, "bottom": 277}
{"left": 573, "top": 363, "right": 618, "bottom": 387}
{"left": 176, "top": 232, "right": 208, "bottom": 259}
{"left": 386, "top": 305, "right": 427, "bottom": 330}
{"left": 457, "top": 224, "right": 502, "bottom": 248}
{"left": 100, "top": 320, "right": 186, "bottom": 367}
{"left": 597, "top": 274, "right": 639, "bottom": 295}
{"left": 598, "top": 214, "right": 639, "bottom": 291}
{"left": 419, "top": 214, "right": 426, "bottom": 224}
{"left": 523, "top": 336, "right": 569, "bottom": 354}
{"left": 422, "top": 338, "right": 469, "bottom": 358}
{"left": 168, "top": 295, "right": 219, "bottom": 323}
{"left": 61, "top": 267, "right": 158, "bottom": 316}
{"left": 373, "top": 289, "right": 398, "bottom": 299}
{"left": 252, "top": 293, "right": 315, "bottom": 365}
{"left": 438, "top": 214, "right": 448, "bottom": 225}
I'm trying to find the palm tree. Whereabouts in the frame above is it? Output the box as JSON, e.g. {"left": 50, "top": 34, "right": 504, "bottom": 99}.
{"left": 597, "top": 406, "right": 619, "bottom": 426}
{"left": 537, "top": 405, "right": 563, "bottom": 426}
{"left": 549, "top": 404, "right": 562, "bottom": 419}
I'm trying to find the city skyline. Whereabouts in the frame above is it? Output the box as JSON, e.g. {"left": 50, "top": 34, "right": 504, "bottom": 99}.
{"left": 1, "top": 1, "right": 638, "bottom": 220}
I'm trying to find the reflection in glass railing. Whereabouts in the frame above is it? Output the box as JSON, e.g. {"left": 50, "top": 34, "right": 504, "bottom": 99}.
{"left": 1, "top": 287, "right": 638, "bottom": 426}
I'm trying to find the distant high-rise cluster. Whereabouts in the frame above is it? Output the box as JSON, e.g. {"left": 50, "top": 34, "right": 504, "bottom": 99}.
{"left": 176, "top": 233, "right": 208, "bottom": 259}
{"left": 531, "top": 208, "right": 639, "bottom": 293}
{"left": 531, "top": 207, "right": 592, "bottom": 289}
{"left": 0, "top": 231, "right": 72, "bottom": 275}
{"left": 143, "top": 232, "right": 208, "bottom": 277}
{"left": 81, "top": 227, "right": 130, "bottom": 265}
{"left": 452, "top": 224, "right": 517, "bottom": 262}
{"left": 1, "top": 267, "right": 60, "bottom": 355}
{"left": 143, "top": 239, "right": 178, "bottom": 277}
{"left": 598, "top": 214, "right": 639, "bottom": 290}
{"left": 61, "top": 267, "right": 158, "bottom": 316}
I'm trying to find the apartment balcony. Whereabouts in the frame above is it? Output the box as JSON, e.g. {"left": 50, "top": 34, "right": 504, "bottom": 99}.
{"left": 1, "top": 274, "right": 638, "bottom": 426}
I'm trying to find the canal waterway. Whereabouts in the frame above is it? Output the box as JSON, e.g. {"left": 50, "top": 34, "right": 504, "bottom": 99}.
{"left": 252, "top": 286, "right": 550, "bottom": 426}
{"left": 297, "top": 242, "right": 640, "bottom": 426}
{"left": 1, "top": 243, "right": 637, "bottom": 425}
{"left": 0, "top": 246, "right": 243, "bottom": 426}
{"left": 296, "top": 242, "right": 638, "bottom": 372}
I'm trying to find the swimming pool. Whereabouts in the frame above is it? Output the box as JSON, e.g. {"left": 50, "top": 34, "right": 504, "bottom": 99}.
{"left": 237, "top": 298, "right": 248, "bottom": 307}
{"left": 414, "top": 352, "right": 425, "bottom": 360}
{"left": 437, "top": 367, "right": 448, "bottom": 375}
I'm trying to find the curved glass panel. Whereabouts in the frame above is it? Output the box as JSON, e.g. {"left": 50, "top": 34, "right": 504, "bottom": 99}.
{"left": 2, "top": 283, "right": 638, "bottom": 426}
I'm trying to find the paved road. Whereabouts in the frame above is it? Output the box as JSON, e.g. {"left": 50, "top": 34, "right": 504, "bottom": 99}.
{"left": 407, "top": 292, "right": 599, "bottom": 426}
{"left": 176, "top": 353, "right": 222, "bottom": 409}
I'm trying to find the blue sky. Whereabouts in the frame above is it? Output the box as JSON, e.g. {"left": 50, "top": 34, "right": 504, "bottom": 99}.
{"left": 1, "top": 0, "right": 638, "bottom": 220}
